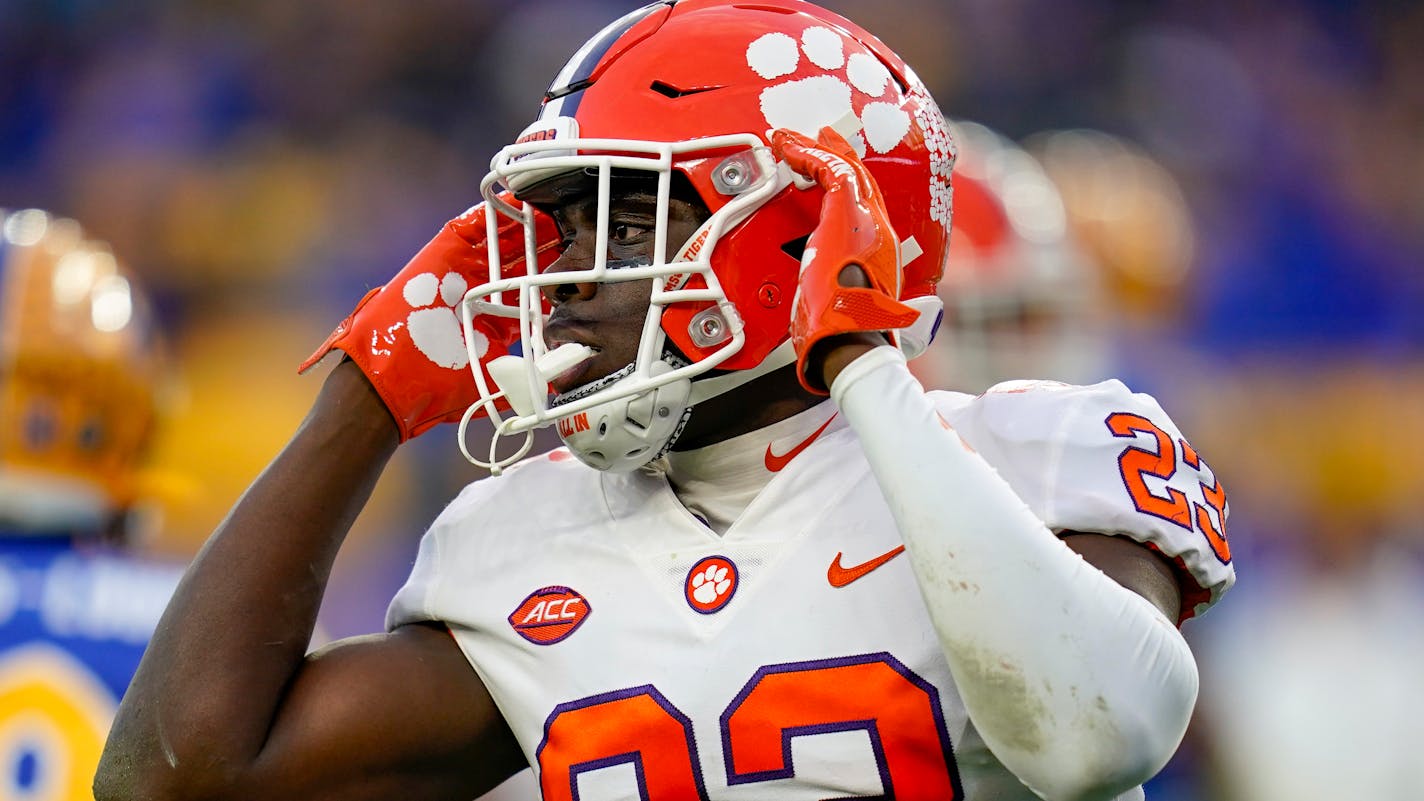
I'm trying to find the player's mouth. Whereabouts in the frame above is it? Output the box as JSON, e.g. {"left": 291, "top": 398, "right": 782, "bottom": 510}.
{"left": 546, "top": 344, "right": 602, "bottom": 394}
{"left": 543, "top": 324, "right": 604, "bottom": 394}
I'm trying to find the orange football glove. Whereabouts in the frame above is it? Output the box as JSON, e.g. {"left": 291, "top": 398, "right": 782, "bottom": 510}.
{"left": 299, "top": 197, "right": 561, "bottom": 441}
{"left": 771, "top": 127, "right": 919, "bottom": 394}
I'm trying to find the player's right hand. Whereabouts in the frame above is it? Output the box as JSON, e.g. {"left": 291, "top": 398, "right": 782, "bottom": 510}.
{"left": 299, "top": 197, "right": 561, "bottom": 441}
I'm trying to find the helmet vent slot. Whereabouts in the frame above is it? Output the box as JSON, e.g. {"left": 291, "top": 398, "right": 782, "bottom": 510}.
{"left": 732, "top": 4, "right": 799, "bottom": 14}
{"left": 649, "top": 81, "right": 723, "bottom": 99}
{"left": 869, "top": 50, "right": 910, "bottom": 94}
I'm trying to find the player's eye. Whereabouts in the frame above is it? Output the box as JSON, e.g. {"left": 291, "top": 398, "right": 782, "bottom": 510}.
{"left": 610, "top": 222, "right": 649, "bottom": 244}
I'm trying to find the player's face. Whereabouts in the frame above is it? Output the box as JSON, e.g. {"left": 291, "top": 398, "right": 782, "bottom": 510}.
{"left": 539, "top": 183, "right": 707, "bottom": 394}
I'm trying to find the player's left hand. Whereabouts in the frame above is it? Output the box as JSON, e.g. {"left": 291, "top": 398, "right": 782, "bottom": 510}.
{"left": 771, "top": 127, "right": 918, "bottom": 394}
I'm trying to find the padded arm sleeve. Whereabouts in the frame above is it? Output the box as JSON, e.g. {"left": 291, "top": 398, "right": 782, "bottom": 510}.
{"left": 831, "top": 347, "right": 1198, "bottom": 801}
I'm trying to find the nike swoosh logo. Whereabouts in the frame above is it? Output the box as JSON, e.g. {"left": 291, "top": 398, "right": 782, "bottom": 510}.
{"left": 827, "top": 545, "right": 907, "bottom": 588}
{"left": 764, "top": 414, "right": 837, "bottom": 472}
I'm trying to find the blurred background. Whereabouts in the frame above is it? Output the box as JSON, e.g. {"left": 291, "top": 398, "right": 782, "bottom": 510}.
{"left": 1, "top": 0, "right": 1421, "bottom": 798}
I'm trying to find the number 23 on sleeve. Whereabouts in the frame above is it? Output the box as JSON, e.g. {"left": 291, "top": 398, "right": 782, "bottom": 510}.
{"left": 1106, "top": 412, "right": 1230, "bottom": 564}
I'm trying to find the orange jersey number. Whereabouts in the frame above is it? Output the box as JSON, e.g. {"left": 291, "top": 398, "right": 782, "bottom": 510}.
{"left": 1106, "top": 412, "right": 1230, "bottom": 563}
{"left": 538, "top": 685, "right": 707, "bottom": 801}
{"left": 538, "top": 652, "right": 960, "bottom": 799}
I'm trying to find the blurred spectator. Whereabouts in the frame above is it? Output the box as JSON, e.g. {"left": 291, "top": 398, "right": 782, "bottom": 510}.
{"left": 0, "top": 209, "right": 185, "bottom": 800}
{"left": 915, "top": 119, "right": 1109, "bottom": 394}
{"left": 1022, "top": 125, "right": 1205, "bottom": 398}
{"left": 1182, "top": 362, "right": 1424, "bottom": 801}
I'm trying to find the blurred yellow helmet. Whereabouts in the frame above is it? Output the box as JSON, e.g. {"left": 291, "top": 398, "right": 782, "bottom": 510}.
{"left": 917, "top": 120, "right": 1108, "bottom": 393}
{"left": 1023, "top": 128, "right": 1195, "bottom": 328}
{"left": 0, "top": 209, "right": 167, "bottom": 535}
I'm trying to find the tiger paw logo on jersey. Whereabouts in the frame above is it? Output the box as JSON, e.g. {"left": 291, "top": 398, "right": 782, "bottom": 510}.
{"left": 684, "top": 555, "right": 738, "bottom": 614}
{"left": 508, "top": 586, "right": 591, "bottom": 645}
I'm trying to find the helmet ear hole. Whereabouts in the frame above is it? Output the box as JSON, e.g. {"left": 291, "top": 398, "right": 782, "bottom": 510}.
{"left": 780, "top": 234, "right": 811, "bottom": 262}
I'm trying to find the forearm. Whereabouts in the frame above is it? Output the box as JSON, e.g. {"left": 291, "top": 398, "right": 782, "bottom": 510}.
{"left": 831, "top": 347, "right": 1197, "bottom": 801}
{"left": 99, "top": 360, "right": 400, "bottom": 793}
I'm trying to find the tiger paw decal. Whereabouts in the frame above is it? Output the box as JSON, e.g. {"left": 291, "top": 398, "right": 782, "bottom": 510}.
{"left": 745, "top": 24, "right": 954, "bottom": 228}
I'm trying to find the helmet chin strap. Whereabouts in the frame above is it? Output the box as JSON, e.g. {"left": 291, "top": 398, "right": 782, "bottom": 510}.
{"left": 687, "top": 339, "right": 797, "bottom": 406}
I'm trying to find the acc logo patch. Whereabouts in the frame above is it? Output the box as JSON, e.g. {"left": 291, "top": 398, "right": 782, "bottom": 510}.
{"left": 684, "top": 555, "right": 738, "bottom": 614}
{"left": 508, "top": 586, "right": 591, "bottom": 645}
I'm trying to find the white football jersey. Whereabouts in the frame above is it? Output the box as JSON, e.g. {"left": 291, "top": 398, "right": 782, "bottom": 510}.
{"left": 389, "top": 379, "right": 1232, "bottom": 800}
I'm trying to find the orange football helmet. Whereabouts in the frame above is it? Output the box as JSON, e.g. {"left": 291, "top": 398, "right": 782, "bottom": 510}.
{"left": 459, "top": 0, "right": 955, "bottom": 471}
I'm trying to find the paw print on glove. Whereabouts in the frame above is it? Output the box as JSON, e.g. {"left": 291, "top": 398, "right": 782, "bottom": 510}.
{"left": 684, "top": 555, "right": 738, "bottom": 614}
{"left": 400, "top": 272, "right": 487, "bottom": 369}
{"left": 747, "top": 26, "right": 911, "bottom": 159}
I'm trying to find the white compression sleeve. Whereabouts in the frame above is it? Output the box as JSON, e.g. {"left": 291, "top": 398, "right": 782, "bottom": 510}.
{"left": 831, "top": 347, "right": 1198, "bottom": 801}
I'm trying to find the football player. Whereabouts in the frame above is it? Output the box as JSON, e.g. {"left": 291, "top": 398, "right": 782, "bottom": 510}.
{"left": 97, "top": 3, "right": 1233, "bottom": 800}
{"left": 915, "top": 120, "right": 1110, "bottom": 394}
{"left": 0, "top": 209, "right": 185, "bottom": 800}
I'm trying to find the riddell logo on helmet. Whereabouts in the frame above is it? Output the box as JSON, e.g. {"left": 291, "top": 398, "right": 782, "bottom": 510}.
{"left": 508, "top": 117, "right": 579, "bottom": 164}
{"left": 509, "top": 586, "right": 591, "bottom": 645}
{"left": 515, "top": 128, "right": 560, "bottom": 145}
{"left": 513, "top": 116, "right": 578, "bottom": 146}
{"left": 557, "top": 413, "right": 591, "bottom": 438}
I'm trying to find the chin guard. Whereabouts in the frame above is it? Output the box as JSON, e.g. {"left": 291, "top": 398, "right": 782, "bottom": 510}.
{"left": 553, "top": 358, "right": 694, "bottom": 473}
